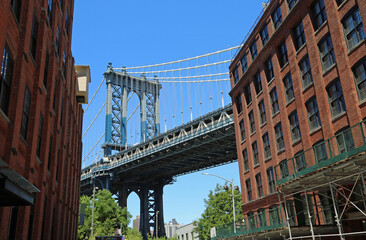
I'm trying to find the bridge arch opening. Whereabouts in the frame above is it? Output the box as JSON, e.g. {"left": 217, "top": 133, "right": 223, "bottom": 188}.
{"left": 127, "top": 91, "right": 141, "bottom": 146}
{"left": 127, "top": 190, "right": 141, "bottom": 230}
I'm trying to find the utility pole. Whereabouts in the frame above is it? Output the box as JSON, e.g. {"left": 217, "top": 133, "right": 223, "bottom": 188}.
{"left": 91, "top": 183, "right": 98, "bottom": 238}
{"left": 156, "top": 210, "right": 159, "bottom": 239}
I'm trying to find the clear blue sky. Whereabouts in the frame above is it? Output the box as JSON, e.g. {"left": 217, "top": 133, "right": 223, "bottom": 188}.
{"left": 72, "top": 0, "right": 264, "bottom": 226}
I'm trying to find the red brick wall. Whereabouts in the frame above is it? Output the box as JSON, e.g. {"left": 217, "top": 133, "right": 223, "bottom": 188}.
{"left": 0, "top": 0, "right": 83, "bottom": 239}
{"left": 230, "top": 0, "right": 366, "bottom": 217}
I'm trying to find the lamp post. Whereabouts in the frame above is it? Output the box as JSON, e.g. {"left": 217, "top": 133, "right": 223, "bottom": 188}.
{"left": 91, "top": 184, "right": 99, "bottom": 238}
{"left": 202, "top": 173, "right": 237, "bottom": 233}
{"left": 156, "top": 210, "right": 159, "bottom": 239}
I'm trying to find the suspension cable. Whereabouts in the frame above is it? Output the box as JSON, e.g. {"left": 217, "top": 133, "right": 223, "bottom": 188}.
{"left": 82, "top": 133, "right": 105, "bottom": 162}
{"left": 84, "top": 78, "right": 105, "bottom": 112}
{"left": 82, "top": 101, "right": 106, "bottom": 138}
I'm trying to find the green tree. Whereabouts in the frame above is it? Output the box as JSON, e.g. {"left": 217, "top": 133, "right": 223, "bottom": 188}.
{"left": 78, "top": 189, "right": 131, "bottom": 240}
{"left": 194, "top": 184, "right": 242, "bottom": 239}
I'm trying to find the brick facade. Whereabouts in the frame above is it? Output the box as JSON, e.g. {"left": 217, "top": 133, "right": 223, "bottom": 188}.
{"left": 0, "top": 0, "right": 84, "bottom": 239}
{"left": 230, "top": 0, "right": 366, "bottom": 236}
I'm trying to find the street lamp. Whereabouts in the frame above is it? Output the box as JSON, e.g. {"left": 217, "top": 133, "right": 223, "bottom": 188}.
{"left": 201, "top": 173, "right": 237, "bottom": 233}
{"left": 91, "top": 185, "right": 99, "bottom": 238}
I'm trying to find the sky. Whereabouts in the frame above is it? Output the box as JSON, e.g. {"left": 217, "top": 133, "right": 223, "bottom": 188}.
{"left": 72, "top": 0, "right": 265, "bottom": 226}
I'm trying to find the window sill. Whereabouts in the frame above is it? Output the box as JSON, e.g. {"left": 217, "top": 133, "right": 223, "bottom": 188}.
{"left": 314, "top": 20, "right": 328, "bottom": 37}
{"left": 267, "top": 77, "right": 275, "bottom": 86}
{"left": 286, "top": 98, "right": 295, "bottom": 107}
{"left": 250, "top": 131, "right": 256, "bottom": 137}
{"left": 277, "top": 149, "right": 285, "bottom": 155}
{"left": 257, "top": 90, "right": 263, "bottom": 98}
{"left": 295, "top": 43, "right": 307, "bottom": 56}
{"left": 272, "top": 111, "right": 280, "bottom": 119}
{"left": 347, "top": 39, "right": 366, "bottom": 56}
{"left": 36, "top": 156, "right": 42, "bottom": 164}
{"left": 337, "top": 0, "right": 349, "bottom": 11}
{"left": 260, "top": 122, "right": 267, "bottom": 129}
{"left": 322, "top": 63, "right": 337, "bottom": 77}
{"left": 10, "top": 7, "right": 21, "bottom": 31}
{"left": 331, "top": 111, "right": 346, "bottom": 123}
{"left": 29, "top": 51, "right": 37, "bottom": 68}
{"left": 264, "top": 157, "right": 272, "bottom": 163}
{"left": 358, "top": 98, "right": 366, "bottom": 108}
{"left": 292, "top": 138, "right": 302, "bottom": 147}
{"left": 241, "top": 139, "right": 246, "bottom": 145}
{"left": 20, "top": 135, "right": 29, "bottom": 147}
{"left": 42, "top": 84, "right": 48, "bottom": 96}
{"left": 0, "top": 109, "right": 11, "bottom": 124}
{"left": 253, "top": 163, "right": 260, "bottom": 169}
{"left": 244, "top": 169, "right": 250, "bottom": 174}
{"left": 238, "top": 111, "right": 243, "bottom": 117}
{"left": 280, "top": 62, "right": 289, "bottom": 72}
{"left": 309, "top": 126, "right": 322, "bottom": 136}
{"left": 247, "top": 101, "right": 253, "bottom": 108}
{"left": 302, "top": 82, "right": 314, "bottom": 93}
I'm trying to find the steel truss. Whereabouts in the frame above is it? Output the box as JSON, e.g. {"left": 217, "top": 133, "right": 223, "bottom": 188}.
{"left": 280, "top": 168, "right": 366, "bottom": 240}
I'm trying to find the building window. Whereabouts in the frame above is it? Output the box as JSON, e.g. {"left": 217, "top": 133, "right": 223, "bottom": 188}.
{"left": 10, "top": 0, "right": 22, "bottom": 22}
{"left": 247, "top": 212, "right": 256, "bottom": 229}
{"left": 30, "top": 12, "right": 39, "bottom": 60}
{"left": 336, "top": 0, "right": 345, "bottom": 6}
{"left": 258, "top": 100, "right": 267, "bottom": 125}
{"left": 327, "top": 79, "right": 346, "bottom": 117}
{"left": 289, "top": 111, "right": 301, "bottom": 142}
{"left": 313, "top": 141, "right": 328, "bottom": 162}
{"left": 243, "top": 148, "right": 249, "bottom": 172}
{"left": 270, "top": 88, "right": 279, "bottom": 115}
{"left": 59, "top": 0, "right": 63, "bottom": 11}
{"left": 0, "top": 45, "right": 14, "bottom": 115}
{"left": 254, "top": 71, "right": 262, "bottom": 94}
{"left": 336, "top": 127, "right": 354, "bottom": 153}
{"left": 241, "top": 54, "right": 248, "bottom": 74}
{"left": 306, "top": 97, "right": 321, "bottom": 131}
{"left": 244, "top": 84, "right": 252, "bottom": 105}
{"left": 269, "top": 205, "right": 280, "bottom": 226}
{"left": 342, "top": 8, "right": 365, "bottom": 50}
{"left": 262, "top": 132, "right": 271, "bottom": 160}
{"left": 56, "top": 26, "right": 60, "bottom": 54}
{"left": 249, "top": 110, "right": 255, "bottom": 134}
{"left": 250, "top": 41, "right": 258, "bottom": 60}
{"left": 43, "top": 50, "right": 49, "bottom": 88}
{"left": 48, "top": 0, "right": 53, "bottom": 26}
{"left": 299, "top": 56, "right": 313, "bottom": 89}
{"left": 65, "top": 11, "right": 70, "bottom": 36}
{"left": 265, "top": 57, "right": 274, "bottom": 82}
{"left": 275, "top": 123, "right": 285, "bottom": 152}
{"left": 20, "top": 85, "right": 31, "bottom": 141}
{"left": 278, "top": 41, "right": 289, "bottom": 68}
{"left": 48, "top": 134, "right": 52, "bottom": 171}
{"left": 246, "top": 179, "right": 252, "bottom": 201}
{"left": 236, "top": 95, "right": 243, "bottom": 114}
{"left": 311, "top": 0, "right": 327, "bottom": 30}
{"left": 318, "top": 35, "right": 336, "bottom": 71}
{"left": 272, "top": 5, "right": 283, "bottom": 30}
{"left": 36, "top": 114, "right": 43, "bottom": 159}
{"left": 239, "top": 119, "right": 246, "bottom": 142}
{"left": 233, "top": 67, "right": 239, "bottom": 84}
{"left": 293, "top": 21, "right": 306, "bottom": 50}
{"left": 261, "top": 25, "right": 269, "bottom": 46}
{"left": 287, "top": 0, "right": 298, "bottom": 10}
{"left": 279, "top": 160, "right": 289, "bottom": 178}
{"left": 283, "top": 73, "right": 294, "bottom": 103}
{"left": 255, "top": 173, "right": 263, "bottom": 198}
{"left": 257, "top": 208, "right": 267, "bottom": 227}
{"left": 294, "top": 151, "right": 306, "bottom": 171}
{"left": 252, "top": 141, "right": 259, "bottom": 166}
{"left": 62, "top": 50, "right": 66, "bottom": 77}
{"left": 353, "top": 59, "right": 366, "bottom": 101}
{"left": 267, "top": 167, "right": 276, "bottom": 194}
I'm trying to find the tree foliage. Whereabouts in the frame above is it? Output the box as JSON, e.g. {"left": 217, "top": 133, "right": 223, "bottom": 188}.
{"left": 194, "top": 184, "right": 242, "bottom": 239}
{"left": 78, "top": 189, "right": 131, "bottom": 240}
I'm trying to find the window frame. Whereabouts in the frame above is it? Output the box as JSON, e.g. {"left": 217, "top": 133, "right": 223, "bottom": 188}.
{"left": 318, "top": 35, "right": 336, "bottom": 72}
{"left": 326, "top": 79, "right": 346, "bottom": 118}
{"left": 267, "top": 167, "right": 276, "bottom": 194}
{"left": 275, "top": 122, "right": 285, "bottom": 152}
{"left": 260, "top": 25, "right": 269, "bottom": 46}
{"left": 272, "top": 5, "right": 283, "bottom": 30}
{"left": 278, "top": 41, "right": 289, "bottom": 68}
{"left": 233, "top": 67, "right": 239, "bottom": 84}
{"left": 289, "top": 111, "right": 301, "bottom": 143}
{"left": 270, "top": 88, "right": 279, "bottom": 115}
{"left": 20, "top": 85, "right": 31, "bottom": 141}
{"left": 258, "top": 100, "right": 267, "bottom": 126}
{"left": 293, "top": 20, "right": 306, "bottom": 50}
{"left": 254, "top": 71, "right": 262, "bottom": 94}
{"left": 265, "top": 57, "right": 274, "bottom": 82}
{"left": 352, "top": 58, "right": 366, "bottom": 101}
{"left": 0, "top": 44, "right": 14, "bottom": 116}
{"left": 246, "top": 179, "right": 252, "bottom": 201}
{"left": 241, "top": 54, "right": 248, "bottom": 74}
{"left": 283, "top": 73, "right": 295, "bottom": 103}
{"left": 252, "top": 141, "right": 259, "bottom": 166}
{"left": 262, "top": 132, "right": 271, "bottom": 160}
{"left": 342, "top": 8, "right": 366, "bottom": 50}
{"left": 250, "top": 41, "right": 258, "bottom": 60}
{"left": 243, "top": 148, "right": 249, "bottom": 172}
{"left": 30, "top": 11, "right": 39, "bottom": 60}
{"left": 306, "top": 97, "right": 321, "bottom": 131}
{"left": 236, "top": 94, "right": 243, "bottom": 114}
{"left": 255, "top": 173, "right": 263, "bottom": 198}
{"left": 299, "top": 55, "right": 313, "bottom": 90}
{"left": 249, "top": 110, "right": 256, "bottom": 134}
{"left": 239, "top": 119, "right": 246, "bottom": 142}
{"left": 311, "top": 0, "right": 327, "bottom": 31}
{"left": 244, "top": 84, "right": 252, "bottom": 105}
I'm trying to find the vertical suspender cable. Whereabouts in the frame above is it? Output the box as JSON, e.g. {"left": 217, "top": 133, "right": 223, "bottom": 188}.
{"left": 180, "top": 62, "right": 184, "bottom": 124}
{"left": 188, "top": 59, "right": 192, "bottom": 121}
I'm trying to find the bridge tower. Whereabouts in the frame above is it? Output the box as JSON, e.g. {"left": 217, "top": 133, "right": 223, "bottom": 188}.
{"left": 102, "top": 63, "right": 161, "bottom": 156}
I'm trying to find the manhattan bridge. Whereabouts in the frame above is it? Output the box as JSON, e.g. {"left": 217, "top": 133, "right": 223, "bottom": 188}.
{"left": 80, "top": 45, "right": 243, "bottom": 238}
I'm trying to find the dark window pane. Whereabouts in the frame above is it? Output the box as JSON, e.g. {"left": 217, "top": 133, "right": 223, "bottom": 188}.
{"left": 327, "top": 79, "right": 346, "bottom": 117}
{"left": 312, "top": 0, "right": 327, "bottom": 30}
{"left": 278, "top": 41, "right": 288, "bottom": 68}
{"left": 342, "top": 8, "right": 365, "bottom": 50}
{"left": 20, "top": 85, "right": 31, "bottom": 140}
{"left": 299, "top": 56, "right": 313, "bottom": 89}
{"left": 254, "top": 71, "right": 262, "bottom": 94}
{"left": 293, "top": 21, "right": 306, "bottom": 50}
{"left": 261, "top": 25, "right": 269, "bottom": 46}
{"left": 0, "top": 45, "right": 14, "bottom": 115}
{"left": 265, "top": 57, "right": 274, "bottom": 82}
{"left": 272, "top": 5, "right": 283, "bottom": 29}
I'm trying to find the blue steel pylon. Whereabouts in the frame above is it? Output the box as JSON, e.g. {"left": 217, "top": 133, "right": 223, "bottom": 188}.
{"left": 102, "top": 63, "right": 161, "bottom": 157}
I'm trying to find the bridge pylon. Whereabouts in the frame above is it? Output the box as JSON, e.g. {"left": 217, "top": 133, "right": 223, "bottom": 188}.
{"left": 102, "top": 63, "right": 161, "bottom": 156}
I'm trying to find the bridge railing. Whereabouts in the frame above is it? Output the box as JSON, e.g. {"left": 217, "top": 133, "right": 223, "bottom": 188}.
{"left": 274, "top": 119, "right": 366, "bottom": 186}
{"left": 81, "top": 105, "right": 234, "bottom": 181}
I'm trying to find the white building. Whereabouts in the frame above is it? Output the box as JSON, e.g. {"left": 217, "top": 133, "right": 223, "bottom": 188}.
{"left": 164, "top": 219, "right": 183, "bottom": 238}
{"left": 176, "top": 223, "right": 199, "bottom": 240}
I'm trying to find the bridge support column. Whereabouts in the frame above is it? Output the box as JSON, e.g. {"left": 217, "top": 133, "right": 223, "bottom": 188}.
{"left": 138, "top": 181, "right": 166, "bottom": 239}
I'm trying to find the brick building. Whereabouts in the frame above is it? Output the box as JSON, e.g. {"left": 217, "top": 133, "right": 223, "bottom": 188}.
{"left": 226, "top": 0, "right": 366, "bottom": 239}
{"left": 0, "top": 0, "right": 89, "bottom": 239}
